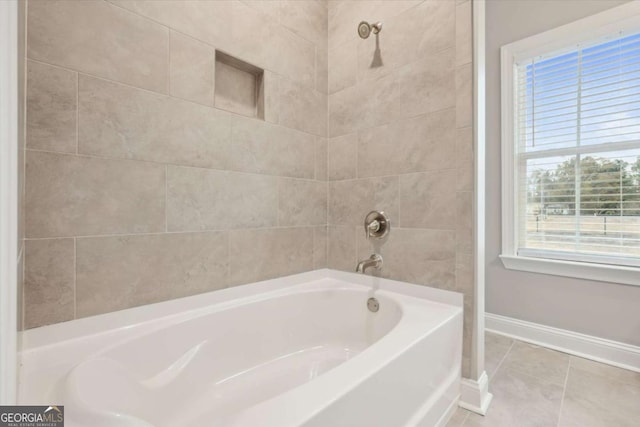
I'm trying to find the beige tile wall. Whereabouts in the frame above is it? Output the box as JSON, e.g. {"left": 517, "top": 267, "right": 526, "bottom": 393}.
{"left": 326, "top": 0, "right": 474, "bottom": 376}
{"left": 24, "top": 1, "right": 475, "bottom": 382}
{"left": 24, "top": 0, "right": 329, "bottom": 328}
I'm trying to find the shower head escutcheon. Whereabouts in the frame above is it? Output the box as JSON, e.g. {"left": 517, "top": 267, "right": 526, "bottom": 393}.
{"left": 357, "top": 21, "right": 382, "bottom": 39}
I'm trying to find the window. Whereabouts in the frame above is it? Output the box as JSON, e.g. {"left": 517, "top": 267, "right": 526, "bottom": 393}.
{"left": 501, "top": 2, "right": 640, "bottom": 285}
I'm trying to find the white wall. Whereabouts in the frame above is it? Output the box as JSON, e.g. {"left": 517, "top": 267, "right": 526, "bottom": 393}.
{"left": 0, "top": 0, "right": 21, "bottom": 403}
{"left": 486, "top": 0, "right": 640, "bottom": 347}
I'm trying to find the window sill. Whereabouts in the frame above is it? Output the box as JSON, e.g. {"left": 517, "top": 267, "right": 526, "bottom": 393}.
{"left": 499, "top": 255, "right": 640, "bottom": 287}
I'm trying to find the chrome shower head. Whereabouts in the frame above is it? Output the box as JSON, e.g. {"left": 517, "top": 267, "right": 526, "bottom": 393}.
{"left": 357, "top": 21, "right": 382, "bottom": 39}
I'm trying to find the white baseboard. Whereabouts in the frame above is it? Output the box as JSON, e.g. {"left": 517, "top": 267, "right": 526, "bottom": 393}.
{"left": 458, "top": 371, "right": 493, "bottom": 415}
{"left": 486, "top": 313, "right": 640, "bottom": 373}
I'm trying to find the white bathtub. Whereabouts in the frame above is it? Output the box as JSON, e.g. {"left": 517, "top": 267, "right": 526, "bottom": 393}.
{"left": 18, "top": 269, "right": 463, "bottom": 427}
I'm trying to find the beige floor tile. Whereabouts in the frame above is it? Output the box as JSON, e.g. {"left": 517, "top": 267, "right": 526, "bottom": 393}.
{"left": 559, "top": 364, "right": 640, "bottom": 427}
{"left": 485, "top": 332, "right": 514, "bottom": 378}
{"left": 446, "top": 407, "right": 470, "bottom": 427}
{"left": 466, "top": 365, "right": 564, "bottom": 427}
{"left": 476, "top": 335, "right": 640, "bottom": 427}
{"left": 569, "top": 356, "right": 640, "bottom": 387}
{"left": 500, "top": 340, "right": 570, "bottom": 386}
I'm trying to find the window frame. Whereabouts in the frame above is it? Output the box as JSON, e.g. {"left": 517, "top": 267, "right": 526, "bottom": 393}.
{"left": 500, "top": 1, "right": 640, "bottom": 287}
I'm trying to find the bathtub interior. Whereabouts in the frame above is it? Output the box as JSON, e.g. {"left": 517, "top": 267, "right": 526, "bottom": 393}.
{"left": 62, "top": 288, "right": 402, "bottom": 426}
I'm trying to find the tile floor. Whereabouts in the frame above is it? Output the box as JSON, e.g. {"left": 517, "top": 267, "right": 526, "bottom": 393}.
{"left": 447, "top": 332, "right": 640, "bottom": 427}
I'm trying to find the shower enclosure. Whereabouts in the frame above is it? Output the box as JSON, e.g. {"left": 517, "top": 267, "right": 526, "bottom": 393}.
{"left": 1, "top": 0, "right": 489, "bottom": 418}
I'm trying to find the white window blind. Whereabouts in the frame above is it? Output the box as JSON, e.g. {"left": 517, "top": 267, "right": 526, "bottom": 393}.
{"left": 515, "top": 32, "right": 640, "bottom": 267}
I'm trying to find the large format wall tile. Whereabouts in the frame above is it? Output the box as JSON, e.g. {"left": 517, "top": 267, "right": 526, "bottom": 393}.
{"left": 170, "top": 31, "right": 215, "bottom": 106}
{"left": 230, "top": 117, "right": 315, "bottom": 179}
{"left": 455, "top": 0, "right": 473, "bottom": 67}
{"left": 457, "top": 191, "right": 473, "bottom": 235}
{"left": 167, "top": 166, "right": 278, "bottom": 232}
{"left": 254, "top": 10, "right": 316, "bottom": 88}
{"left": 279, "top": 77, "right": 328, "bottom": 137}
{"left": 399, "top": 170, "right": 458, "bottom": 229}
{"left": 313, "top": 226, "right": 328, "bottom": 269}
{"left": 78, "top": 75, "right": 233, "bottom": 169}
{"left": 229, "top": 228, "right": 314, "bottom": 285}
{"left": 24, "top": 0, "right": 335, "bottom": 329}
{"left": 76, "top": 232, "right": 229, "bottom": 317}
{"left": 24, "top": 239, "right": 75, "bottom": 328}
{"left": 328, "top": 1, "right": 422, "bottom": 50}
{"left": 358, "top": 108, "right": 456, "bottom": 177}
{"left": 456, "top": 63, "right": 473, "bottom": 128}
{"left": 316, "top": 45, "right": 329, "bottom": 94}
{"left": 109, "top": 0, "right": 234, "bottom": 54}
{"left": 328, "top": 133, "right": 357, "bottom": 181}
{"left": 328, "top": 41, "right": 357, "bottom": 94}
{"left": 26, "top": 151, "right": 165, "bottom": 238}
{"left": 24, "top": 0, "right": 476, "bottom": 354}
{"left": 315, "top": 137, "right": 328, "bottom": 181}
{"left": 329, "top": 176, "right": 399, "bottom": 226}
{"left": 279, "top": 178, "right": 327, "bottom": 226}
{"left": 279, "top": 1, "right": 328, "bottom": 48}
{"left": 328, "top": 225, "right": 356, "bottom": 272}
{"left": 357, "top": 228, "right": 456, "bottom": 289}
{"left": 326, "top": 0, "right": 474, "bottom": 381}
{"left": 28, "top": 0, "right": 169, "bottom": 93}
{"left": 26, "top": 60, "right": 77, "bottom": 153}
{"left": 356, "top": 0, "right": 455, "bottom": 82}
{"left": 329, "top": 50, "right": 454, "bottom": 136}
{"left": 112, "top": 0, "right": 315, "bottom": 87}
{"left": 456, "top": 126, "right": 474, "bottom": 192}
{"left": 240, "top": 0, "right": 280, "bottom": 19}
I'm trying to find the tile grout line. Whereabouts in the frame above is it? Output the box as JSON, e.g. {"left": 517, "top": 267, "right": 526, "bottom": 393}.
{"left": 459, "top": 409, "right": 470, "bottom": 427}
{"left": 355, "top": 130, "right": 359, "bottom": 179}
{"left": 164, "top": 165, "right": 168, "bottom": 232}
{"left": 73, "top": 237, "right": 77, "bottom": 319}
{"left": 277, "top": 177, "right": 281, "bottom": 228}
{"left": 397, "top": 169, "right": 402, "bottom": 227}
{"left": 556, "top": 356, "right": 572, "bottom": 427}
{"left": 492, "top": 338, "right": 517, "bottom": 379}
{"left": 75, "top": 71, "right": 79, "bottom": 154}
{"left": 328, "top": 105, "right": 458, "bottom": 141}
{"left": 25, "top": 147, "right": 318, "bottom": 182}
{"left": 226, "top": 229, "right": 231, "bottom": 287}
{"left": 314, "top": 43, "right": 318, "bottom": 92}
{"left": 30, "top": 55, "right": 456, "bottom": 146}
{"left": 26, "top": 57, "right": 326, "bottom": 139}
{"left": 24, "top": 225, "right": 330, "bottom": 242}
{"left": 167, "top": 28, "right": 171, "bottom": 96}
{"left": 106, "top": 0, "right": 320, "bottom": 88}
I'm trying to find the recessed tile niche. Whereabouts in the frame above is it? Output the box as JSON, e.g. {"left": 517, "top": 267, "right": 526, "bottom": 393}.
{"left": 214, "top": 51, "right": 265, "bottom": 120}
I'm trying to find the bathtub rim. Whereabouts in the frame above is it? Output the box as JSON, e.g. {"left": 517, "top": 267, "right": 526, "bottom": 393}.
{"left": 19, "top": 269, "right": 463, "bottom": 353}
{"left": 19, "top": 269, "right": 464, "bottom": 426}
